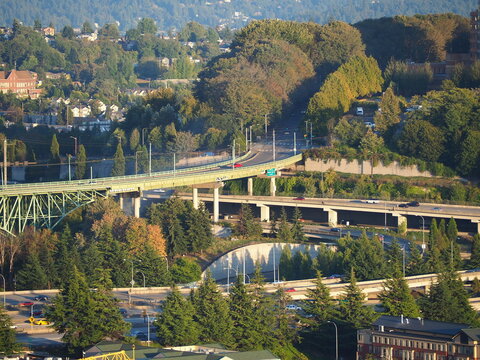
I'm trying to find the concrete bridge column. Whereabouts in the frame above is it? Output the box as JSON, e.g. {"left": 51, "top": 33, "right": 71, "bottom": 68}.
{"left": 133, "top": 196, "right": 141, "bottom": 218}
{"left": 393, "top": 213, "right": 407, "bottom": 230}
{"left": 259, "top": 205, "right": 270, "bottom": 222}
{"left": 193, "top": 188, "right": 199, "bottom": 209}
{"left": 473, "top": 220, "right": 480, "bottom": 234}
{"left": 270, "top": 177, "right": 276, "bottom": 197}
{"left": 119, "top": 194, "right": 124, "bottom": 210}
{"left": 326, "top": 208, "right": 338, "bottom": 227}
{"left": 213, "top": 187, "right": 220, "bottom": 223}
{"left": 248, "top": 178, "right": 253, "bottom": 196}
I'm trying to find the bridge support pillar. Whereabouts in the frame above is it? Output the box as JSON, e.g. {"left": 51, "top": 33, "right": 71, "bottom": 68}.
{"left": 259, "top": 205, "right": 270, "bottom": 222}
{"left": 473, "top": 220, "right": 480, "bottom": 234}
{"left": 393, "top": 213, "right": 407, "bottom": 231}
{"left": 193, "top": 188, "right": 199, "bottom": 209}
{"left": 326, "top": 208, "right": 338, "bottom": 227}
{"left": 133, "top": 196, "right": 141, "bottom": 218}
{"left": 248, "top": 178, "right": 253, "bottom": 196}
{"left": 119, "top": 195, "right": 124, "bottom": 209}
{"left": 270, "top": 177, "right": 276, "bottom": 197}
{"left": 213, "top": 187, "right": 220, "bottom": 223}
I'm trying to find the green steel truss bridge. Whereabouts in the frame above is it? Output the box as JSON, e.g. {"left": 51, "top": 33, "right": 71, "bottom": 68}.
{"left": 0, "top": 153, "right": 302, "bottom": 235}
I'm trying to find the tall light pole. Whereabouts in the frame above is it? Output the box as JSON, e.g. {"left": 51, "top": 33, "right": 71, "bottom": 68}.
{"left": 272, "top": 129, "right": 276, "bottom": 162}
{"left": 0, "top": 274, "right": 5, "bottom": 307}
{"left": 70, "top": 136, "right": 78, "bottom": 155}
{"left": 264, "top": 114, "right": 269, "bottom": 135}
{"left": 418, "top": 215, "right": 425, "bottom": 254}
{"left": 148, "top": 142, "right": 152, "bottom": 175}
{"left": 249, "top": 126, "right": 252, "bottom": 150}
{"left": 173, "top": 153, "right": 176, "bottom": 177}
{"left": 327, "top": 321, "right": 338, "bottom": 360}
{"left": 384, "top": 201, "right": 387, "bottom": 231}
{"left": 67, "top": 154, "right": 72, "bottom": 181}
{"left": 293, "top": 132, "right": 297, "bottom": 155}
{"left": 232, "top": 139, "right": 236, "bottom": 168}
{"left": 146, "top": 313, "right": 151, "bottom": 344}
{"left": 3, "top": 138, "right": 7, "bottom": 186}
{"left": 403, "top": 246, "right": 406, "bottom": 277}
{"left": 136, "top": 271, "right": 146, "bottom": 288}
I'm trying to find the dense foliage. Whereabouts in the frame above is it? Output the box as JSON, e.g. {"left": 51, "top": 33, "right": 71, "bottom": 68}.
{"left": 0, "top": 0, "right": 474, "bottom": 31}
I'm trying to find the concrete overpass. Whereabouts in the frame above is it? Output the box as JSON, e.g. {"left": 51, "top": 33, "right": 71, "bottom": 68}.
{"left": 182, "top": 194, "right": 480, "bottom": 234}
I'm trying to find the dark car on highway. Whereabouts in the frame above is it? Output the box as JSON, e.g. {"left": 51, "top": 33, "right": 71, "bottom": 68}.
{"left": 398, "top": 203, "right": 409, "bottom": 208}
{"left": 407, "top": 201, "right": 420, "bottom": 207}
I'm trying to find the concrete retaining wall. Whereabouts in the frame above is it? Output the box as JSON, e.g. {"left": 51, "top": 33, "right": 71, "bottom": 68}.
{"left": 305, "top": 158, "right": 433, "bottom": 177}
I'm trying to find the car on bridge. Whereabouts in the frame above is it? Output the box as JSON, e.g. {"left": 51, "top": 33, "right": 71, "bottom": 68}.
{"left": 18, "top": 301, "right": 34, "bottom": 307}
{"left": 293, "top": 196, "right": 305, "bottom": 200}
{"left": 233, "top": 163, "right": 243, "bottom": 168}
{"left": 33, "top": 319, "right": 50, "bottom": 325}
{"left": 286, "top": 304, "right": 302, "bottom": 311}
{"left": 366, "top": 199, "right": 380, "bottom": 204}
{"left": 398, "top": 203, "right": 409, "bottom": 208}
{"left": 407, "top": 201, "right": 420, "bottom": 207}
{"left": 34, "top": 296, "right": 49, "bottom": 302}
{"left": 285, "top": 288, "right": 296, "bottom": 292}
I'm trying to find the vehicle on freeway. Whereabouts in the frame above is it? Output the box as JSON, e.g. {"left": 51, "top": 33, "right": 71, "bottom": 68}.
{"left": 432, "top": 207, "right": 442, "bottom": 211}
{"left": 293, "top": 196, "right": 305, "bottom": 200}
{"left": 407, "top": 201, "right": 420, "bottom": 207}
{"left": 34, "top": 296, "right": 49, "bottom": 301}
{"left": 285, "top": 288, "right": 296, "bottom": 293}
{"left": 326, "top": 274, "right": 343, "bottom": 279}
{"left": 398, "top": 203, "right": 409, "bottom": 208}
{"left": 18, "top": 301, "right": 34, "bottom": 307}
{"left": 233, "top": 163, "right": 243, "bottom": 168}
{"left": 285, "top": 304, "right": 302, "bottom": 311}
{"left": 33, "top": 319, "right": 50, "bottom": 325}
{"left": 366, "top": 199, "right": 380, "bottom": 204}
{"left": 330, "top": 228, "right": 341, "bottom": 232}
{"left": 153, "top": 189, "right": 166, "bottom": 193}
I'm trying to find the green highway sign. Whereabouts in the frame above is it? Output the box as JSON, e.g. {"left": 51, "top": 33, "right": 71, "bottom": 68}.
{"left": 266, "top": 168, "right": 277, "bottom": 176}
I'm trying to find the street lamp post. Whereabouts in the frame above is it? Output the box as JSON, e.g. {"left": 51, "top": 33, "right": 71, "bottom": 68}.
{"left": 67, "top": 154, "right": 72, "bottom": 181}
{"left": 146, "top": 313, "right": 151, "bottom": 344}
{"left": 136, "top": 271, "right": 146, "bottom": 288}
{"left": 272, "top": 129, "right": 276, "bottom": 162}
{"left": 0, "top": 274, "right": 5, "bottom": 307}
{"left": 327, "top": 321, "right": 338, "bottom": 360}
{"left": 70, "top": 136, "right": 78, "bottom": 155}
{"left": 142, "top": 128, "right": 148, "bottom": 146}
{"left": 148, "top": 142, "right": 152, "bottom": 175}
{"left": 418, "top": 215, "right": 425, "bottom": 254}
{"left": 403, "top": 246, "right": 406, "bottom": 277}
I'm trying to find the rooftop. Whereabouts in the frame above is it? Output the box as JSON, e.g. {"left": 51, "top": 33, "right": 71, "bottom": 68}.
{"left": 374, "top": 315, "right": 469, "bottom": 336}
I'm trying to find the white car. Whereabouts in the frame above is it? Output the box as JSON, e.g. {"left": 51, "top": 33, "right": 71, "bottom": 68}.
{"left": 366, "top": 199, "right": 380, "bottom": 204}
{"left": 286, "top": 304, "right": 302, "bottom": 311}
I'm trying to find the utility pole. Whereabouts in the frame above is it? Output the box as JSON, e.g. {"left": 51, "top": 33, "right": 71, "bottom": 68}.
{"left": 148, "top": 142, "right": 152, "bottom": 175}
{"left": 245, "top": 127, "right": 248, "bottom": 152}
{"left": 3, "top": 139, "right": 6, "bottom": 186}
{"left": 272, "top": 129, "right": 276, "bottom": 162}
{"left": 68, "top": 154, "right": 72, "bottom": 181}
{"left": 232, "top": 139, "right": 236, "bottom": 168}
{"left": 264, "top": 114, "right": 268, "bottom": 135}
{"left": 173, "top": 153, "right": 176, "bottom": 176}
{"left": 293, "top": 132, "right": 297, "bottom": 155}
{"left": 70, "top": 136, "right": 78, "bottom": 155}
{"left": 249, "top": 126, "right": 252, "bottom": 150}
{"left": 310, "top": 121, "right": 313, "bottom": 147}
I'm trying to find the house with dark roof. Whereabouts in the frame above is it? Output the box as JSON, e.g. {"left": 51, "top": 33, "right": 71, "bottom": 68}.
{"left": 357, "top": 315, "right": 480, "bottom": 360}
{"left": 85, "top": 341, "right": 280, "bottom": 360}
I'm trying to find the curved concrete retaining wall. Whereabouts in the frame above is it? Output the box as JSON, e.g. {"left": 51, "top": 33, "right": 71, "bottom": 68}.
{"left": 305, "top": 158, "right": 433, "bottom": 177}
{"left": 204, "top": 242, "right": 330, "bottom": 281}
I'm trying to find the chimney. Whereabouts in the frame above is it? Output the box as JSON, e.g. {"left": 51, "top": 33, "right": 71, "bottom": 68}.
{"left": 400, "top": 314, "right": 404, "bottom": 324}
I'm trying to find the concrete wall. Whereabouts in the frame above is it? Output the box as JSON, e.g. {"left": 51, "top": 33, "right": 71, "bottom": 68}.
{"left": 305, "top": 158, "right": 433, "bottom": 177}
{"left": 205, "top": 242, "right": 330, "bottom": 281}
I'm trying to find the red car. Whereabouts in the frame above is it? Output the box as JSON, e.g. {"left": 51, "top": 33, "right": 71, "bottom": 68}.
{"left": 285, "top": 288, "right": 296, "bottom": 293}
{"left": 18, "top": 301, "right": 34, "bottom": 307}
{"left": 233, "top": 163, "right": 243, "bottom": 168}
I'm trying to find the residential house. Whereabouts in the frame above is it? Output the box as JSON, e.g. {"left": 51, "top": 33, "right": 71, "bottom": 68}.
{"left": 0, "top": 70, "right": 42, "bottom": 99}
{"left": 42, "top": 27, "right": 55, "bottom": 36}
{"left": 357, "top": 315, "right": 480, "bottom": 360}
{"left": 73, "top": 117, "right": 112, "bottom": 132}
{"left": 71, "top": 105, "right": 91, "bottom": 118}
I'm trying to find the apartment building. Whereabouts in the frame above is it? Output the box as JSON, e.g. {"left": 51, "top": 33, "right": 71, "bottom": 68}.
{"left": 357, "top": 315, "right": 480, "bottom": 360}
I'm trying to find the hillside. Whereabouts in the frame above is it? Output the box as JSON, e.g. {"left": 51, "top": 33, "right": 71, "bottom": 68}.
{"left": 1, "top": 0, "right": 477, "bottom": 31}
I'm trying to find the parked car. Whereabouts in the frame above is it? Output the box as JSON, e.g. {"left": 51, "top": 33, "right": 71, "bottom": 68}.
{"left": 326, "top": 274, "right": 344, "bottom": 279}
{"left": 286, "top": 304, "right": 302, "bottom": 311}
{"left": 407, "top": 201, "right": 420, "bottom": 207}
{"left": 33, "top": 319, "right": 50, "bottom": 325}
{"left": 366, "top": 199, "right": 380, "bottom": 204}
{"left": 293, "top": 196, "right": 305, "bottom": 200}
{"left": 34, "top": 296, "right": 49, "bottom": 302}
{"left": 356, "top": 107, "right": 364, "bottom": 116}
{"left": 285, "top": 288, "right": 296, "bottom": 293}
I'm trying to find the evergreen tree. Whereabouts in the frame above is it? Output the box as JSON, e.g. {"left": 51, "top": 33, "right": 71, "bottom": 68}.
{"left": 277, "top": 207, "right": 292, "bottom": 242}
{"left": 470, "top": 234, "right": 480, "bottom": 268}
{"left": 291, "top": 207, "right": 306, "bottom": 242}
{"left": 272, "top": 287, "right": 297, "bottom": 344}
{"left": 155, "top": 286, "right": 199, "bottom": 346}
{"left": 82, "top": 241, "right": 104, "bottom": 287}
{"left": 81, "top": 21, "right": 94, "bottom": 34}
{"left": 111, "top": 142, "right": 126, "bottom": 176}
{"left": 16, "top": 252, "right": 48, "bottom": 290}
{"left": 419, "top": 269, "right": 479, "bottom": 326}
{"left": 406, "top": 242, "right": 425, "bottom": 276}
{"left": 303, "top": 270, "right": 336, "bottom": 324}
{"left": 129, "top": 128, "right": 140, "bottom": 152}
{"left": 46, "top": 266, "right": 129, "bottom": 355}
{"left": 0, "top": 306, "right": 20, "bottom": 355}
{"left": 386, "top": 238, "right": 403, "bottom": 277}
{"left": 137, "top": 246, "right": 172, "bottom": 287}
{"left": 235, "top": 203, "right": 262, "bottom": 239}
{"left": 338, "top": 269, "right": 377, "bottom": 329}
{"left": 279, "top": 245, "right": 293, "bottom": 280}
{"left": 229, "top": 276, "right": 260, "bottom": 350}
{"left": 373, "top": 87, "right": 401, "bottom": 134}
{"left": 186, "top": 204, "right": 213, "bottom": 253}
{"left": 48, "top": 134, "right": 61, "bottom": 180}
{"left": 75, "top": 144, "right": 87, "bottom": 179}
{"left": 379, "top": 272, "right": 420, "bottom": 317}
{"left": 446, "top": 218, "right": 458, "bottom": 243}
{"left": 193, "top": 272, "right": 233, "bottom": 345}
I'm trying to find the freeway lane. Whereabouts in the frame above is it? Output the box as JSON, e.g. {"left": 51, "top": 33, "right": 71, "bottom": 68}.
{"left": 189, "top": 194, "right": 480, "bottom": 223}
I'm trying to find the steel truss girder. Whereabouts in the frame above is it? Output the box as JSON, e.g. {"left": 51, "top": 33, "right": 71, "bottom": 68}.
{"left": 0, "top": 190, "right": 107, "bottom": 235}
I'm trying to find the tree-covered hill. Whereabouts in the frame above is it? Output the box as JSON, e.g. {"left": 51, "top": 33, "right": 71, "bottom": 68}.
{"left": 1, "top": 0, "right": 477, "bottom": 31}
